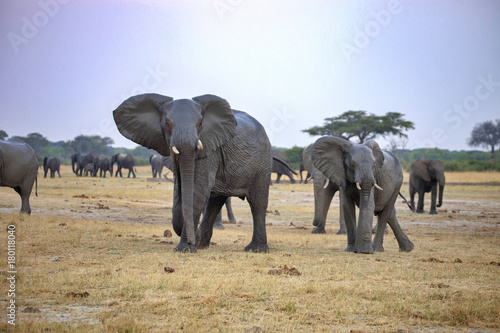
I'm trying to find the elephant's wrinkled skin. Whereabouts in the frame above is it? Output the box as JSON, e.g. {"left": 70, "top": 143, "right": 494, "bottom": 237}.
{"left": 409, "top": 158, "right": 445, "bottom": 214}
{"left": 113, "top": 93, "right": 272, "bottom": 253}
{"left": 0, "top": 140, "right": 38, "bottom": 214}
{"left": 311, "top": 137, "right": 414, "bottom": 254}
{"left": 111, "top": 153, "right": 136, "bottom": 178}
{"left": 43, "top": 156, "right": 61, "bottom": 178}
{"left": 302, "top": 144, "right": 346, "bottom": 234}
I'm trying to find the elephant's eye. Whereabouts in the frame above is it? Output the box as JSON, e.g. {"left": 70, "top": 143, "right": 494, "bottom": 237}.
{"left": 196, "top": 119, "right": 202, "bottom": 132}
{"left": 165, "top": 117, "right": 173, "bottom": 129}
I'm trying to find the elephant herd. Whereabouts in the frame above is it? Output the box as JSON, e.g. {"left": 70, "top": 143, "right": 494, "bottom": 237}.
{"left": 1, "top": 93, "right": 445, "bottom": 256}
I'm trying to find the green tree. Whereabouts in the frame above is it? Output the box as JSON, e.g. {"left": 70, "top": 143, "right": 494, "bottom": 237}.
{"left": 302, "top": 111, "right": 414, "bottom": 143}
{"left": 10, "top": 132, "right": 49, "bottom": 154}
{"left": 467, "top": 120, "right": 500, "bottom": 159}
{"left": 0, "top": 129, "right": 8, "bottom": 140}
{"left": 64, "top": 135, "right": 114, "bottom": 157}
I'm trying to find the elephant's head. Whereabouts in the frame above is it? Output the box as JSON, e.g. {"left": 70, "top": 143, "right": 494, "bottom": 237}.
{"left": 311, "top": 136, "right": 384, "bottom": 195}
{"left": 113, "top": 93, "right": 237, "bottom": 247}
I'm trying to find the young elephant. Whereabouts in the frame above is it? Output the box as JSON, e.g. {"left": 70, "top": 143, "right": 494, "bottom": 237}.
{"left": 113, "top": 93, "right": 274, "bottom": 253}
{"left": 409, "top": 159, "right": 445, "bottom": 214}
{"left": 43, "top": 156, "right": 61, "bottom": 178}
{"left": 311, "top": 136, "right": 414, "bottom": 253}
{"left": 0, "top": 140, "right": 38, "bottom": 214}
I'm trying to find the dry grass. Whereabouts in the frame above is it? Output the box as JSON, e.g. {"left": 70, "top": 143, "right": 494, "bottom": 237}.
{"left": 0, "top": 168, "right": 499, "bottom": 332}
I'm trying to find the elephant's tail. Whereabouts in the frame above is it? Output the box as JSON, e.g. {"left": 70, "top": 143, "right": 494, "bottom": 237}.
{"left": 35, "top": 176, "right": 38, "bottom": 197}
{"left": 272, "top": 156, "right": 298, "bottom": 176}
{"left": 399, "top": 192, "right": 411, "bottom": 210}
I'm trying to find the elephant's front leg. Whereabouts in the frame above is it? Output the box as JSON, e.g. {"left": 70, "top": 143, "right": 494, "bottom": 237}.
{"left": 416, "top": 189, "right": 425, "bottom": 213}
{"left": 312, "top": 177, "right": 336, "bottom": 234}
{"left": 429, "top": 182, "right": 438, "bottom": 214}
{"left": 198, "top": 196, "right": 228, "bottom": 248}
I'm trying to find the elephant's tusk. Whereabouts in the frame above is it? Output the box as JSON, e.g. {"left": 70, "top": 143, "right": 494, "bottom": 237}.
{"left": 172, "top": 146, "right": 180, "bottom": 155}
{"left": 197, "top": 140, "right": 203, "bottom": 150}
{"left": 374, "top": 183, "right": 383, "bottom": 191}
{"left": 323, "top": 178, "right": 330, "bottom": 189}
{"left": 306, "top": 175, "right": 313, "bottom": 182}
{"left": 356, "top": 182, "right": 361, "bottom": 190}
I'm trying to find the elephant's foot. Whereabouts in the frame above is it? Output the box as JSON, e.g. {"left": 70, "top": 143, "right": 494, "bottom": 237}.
{"left": 429, "top": 210, "right": 438, "bottom": 215}
{"left": 213, "top": 220, "right": 225, "bottom": 229}
{"left": 372, "top": 243, "right": 385, "bottom": 252}
{"left": 345, "top": 244, "right": 356, "bottom": 252}
{"left": 354, "top": 242, "right": 374, "bottom": 254}
{"left": 416, "top": 209, "right": 424, "bottom": 214}
{"left": 312, "top": 226, "right": 326, "bottom": 234}
{"left": 174, "top": 242, "right": 197, "bottom": 253}
{"left": 399, "top": 241, "right": 414, "bottom": 252}
{"left": 336, "top": 228, "right": 347, "bottom": 235}
{"left": 244, "top": 242, "right": 269, "bottom": 253}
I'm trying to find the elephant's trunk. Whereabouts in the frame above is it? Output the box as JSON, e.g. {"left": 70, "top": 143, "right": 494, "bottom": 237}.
{"left": 179, "top": 149, "right": 197, "bottom": 247}
{"left": 355, "top": 182, "right": 375, "bottom": 254}
{"left": 437, "top": 184, "right": 444, "bottom": 207}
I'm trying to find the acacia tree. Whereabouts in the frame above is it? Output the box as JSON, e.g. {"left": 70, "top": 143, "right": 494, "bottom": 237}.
{"left": 302, "top": 110, "right": 414, "bottom": 143}
{"left": 467, "top": 119, "right": 500, "bottom": 159}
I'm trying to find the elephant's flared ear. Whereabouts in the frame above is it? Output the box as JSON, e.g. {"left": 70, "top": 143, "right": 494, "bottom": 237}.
{"left": 302, "top": 144, "right": 313, "bottom": 173}
{"left": 193, "top": 94, "right": 237, "bottom": 159}
{"left": 363, "top": 140, "right": 385, "bottom": 174}
{"left": 411, "top": 159, "right": 432, "bottom": 182}
{"left": 311, "top": 136, "right": 352, "bottom": 188}
{"left": 113, "top": 94, "right": 173, "bottom": 156}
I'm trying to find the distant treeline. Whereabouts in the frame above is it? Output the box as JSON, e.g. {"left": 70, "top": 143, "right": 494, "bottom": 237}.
{"left": 278, "top": 146, "right": 500, "bottom": 172}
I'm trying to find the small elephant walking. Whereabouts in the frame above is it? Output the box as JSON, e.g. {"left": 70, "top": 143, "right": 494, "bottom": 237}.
{"left": 311, "top": 137, "right": 414, "bottom": 254}
{"left": 94, "top": 157, "right": 112, "bottom": 178}
{"left": 113, "top": 93, "right": 277, "bottom": 253}
{"left": 0, "top": 140, "right": 38, "bottom": 214}
{"left": 409, "top": 159, "right": 445, "bottom": 214}
{"left": 43, "top": 156, "right": 61, "bottom": 178}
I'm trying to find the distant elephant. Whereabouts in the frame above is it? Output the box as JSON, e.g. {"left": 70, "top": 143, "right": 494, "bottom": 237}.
{"left": 84, "top": 163, "right": 94, "bottom": 176}
{"left": 94, "top": 157, "right": 112, "bottom": 178}
{"left": 113, "top": 93, "right": 292, "bottom": 253}
{"left": 149, "top": 154, "right": 166, "bottom": 178}
{"left": 72, "top": 153, "right": 94, "bottom": 177}
{"left": 272, "top": 150, "right": 296, "bottom": 184}
{"left": 111, "top": 153, "right": 136, "bottom": 178}
{"left": 311, "top": 136, "right": 414, "bottom": 253}
{"left": 409, "top": 159, "right": 445, "bottom": 214}
{"left": 0, "top": 140, "right": 38, "bottom": 214}
{"left": 302, "top": 144, "right": 346, "bottom": 234}
{"left": 43, "top": 156, "right": 61, "bottom": 178}
{"left": 299, "top": 161, "right": 310, "bottom": 184}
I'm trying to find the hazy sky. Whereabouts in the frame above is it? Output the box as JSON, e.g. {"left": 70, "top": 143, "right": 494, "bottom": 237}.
{"left": 1, "top": 0, "right": 499, "bottom": 152}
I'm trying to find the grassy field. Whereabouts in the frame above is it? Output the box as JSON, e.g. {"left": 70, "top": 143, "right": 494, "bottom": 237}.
{"left": 1, "top": 166, "right": 499, "bottom": 332}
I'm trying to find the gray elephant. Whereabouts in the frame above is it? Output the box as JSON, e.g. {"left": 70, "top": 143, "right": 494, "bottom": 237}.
{"left": 111, "top": 153, "right": 136, "bottom": 178}
{"left": 271, "top": 150, "right": 296, "bottom": 184}
{"left": 83, "top": 163, "right": 94, "bottom": 176}
{"left": 72, "top": 153, "right": 94, "bottom": 177}
{"left": 149, "top": 154, "right": 167, "bottom": 178}
{"left": 409, "top": 158, "right": 445, "bottom": 214}
{"left": 299, "top": 161, "right": 310, "bottom": 184}
{"left": 94, "top": 157, "right": 112, "bottom": 178}
{"left": 43, "top": 156, "right": 61, "bottom": 178}
{"left": 311, "top": 136, "right": 414, "bottom": 253}
{"left": 113, "top": 93, "right": 282, "bottom": 253}
{"left": 302, "top": 144, "right": 346, "bottom": 234}
{"left": 0, "top": 140, "right": 38, "bottom": 214}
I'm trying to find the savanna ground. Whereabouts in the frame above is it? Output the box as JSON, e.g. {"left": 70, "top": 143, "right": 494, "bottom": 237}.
{"left": 1, "top": 166, "right": 499, "bottom": 332}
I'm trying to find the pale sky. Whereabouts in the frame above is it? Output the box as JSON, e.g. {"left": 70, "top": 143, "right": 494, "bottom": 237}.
{"left": 1, "top": 0, "right": 499, "bottom": 152}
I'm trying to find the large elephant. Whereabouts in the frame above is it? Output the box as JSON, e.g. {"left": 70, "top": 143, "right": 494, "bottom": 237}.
{"left": 311, "top": 137, "right": 414, "bottom": 253}
{"left": 93, "top": 157, "right": 112, "bottom": 178}
{"left": 302, "top": 144, "right": 346, "bottom": 234}
{"left": 0, "top": 140, "right": 38, "bottom": 214}
{"left": 271, "top": 150, "right": 296, "bottom": 184}
{"left": 111, "top": 153, "right": 136, "bottom": 178}
{"left": 409, "top": 158, "right": 445, "bottom": 214}
{"left": 113, "top": 93, "right": 276, "bottom": 253}
{"left": 43, "top": 156, "right": 61, "bottom": 178}
{"left": 72, "top": 153, "right": 94, "bottom": 177}
{"left": 149, "top": 154, "right": 166, "bottom": 178}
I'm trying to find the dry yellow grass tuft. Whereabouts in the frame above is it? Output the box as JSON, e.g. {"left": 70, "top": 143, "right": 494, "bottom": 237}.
{"left": 0, "top": 170, "right": 499, "bottom": 331}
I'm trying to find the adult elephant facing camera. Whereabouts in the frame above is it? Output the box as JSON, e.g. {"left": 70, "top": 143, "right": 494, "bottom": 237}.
{"left": 113, "top": 93, "right": 272, "bottom": 253}
{"left": 311, "top": 136, "right": 414, "bottom": 253}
